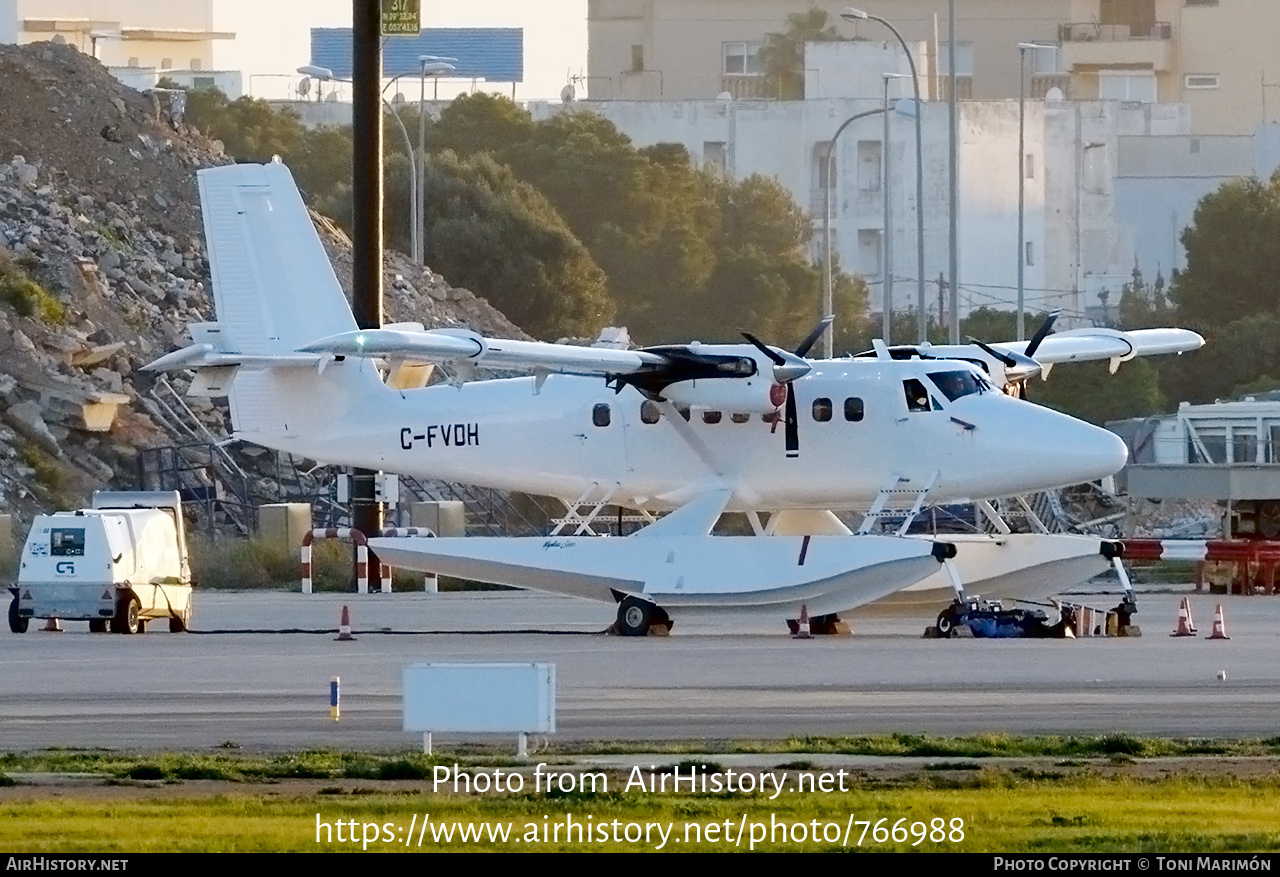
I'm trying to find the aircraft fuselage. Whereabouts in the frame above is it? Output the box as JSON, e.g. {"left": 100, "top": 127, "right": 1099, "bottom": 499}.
{"left": 245, "top": 357, "right": 1127, "bottom": 511}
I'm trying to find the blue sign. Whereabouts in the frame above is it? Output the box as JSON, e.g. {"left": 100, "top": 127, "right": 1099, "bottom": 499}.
{"left": 310, "top": 27, "right": 524, "bottom": 83}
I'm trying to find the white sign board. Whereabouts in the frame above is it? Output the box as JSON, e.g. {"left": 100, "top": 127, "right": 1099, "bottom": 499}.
{"left": 403, "top": 663, "right": 555, "bottom": 733}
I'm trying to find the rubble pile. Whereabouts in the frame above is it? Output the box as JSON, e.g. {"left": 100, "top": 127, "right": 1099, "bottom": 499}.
{"left": 0, "top": 41, "right": 527, "bottom": 525}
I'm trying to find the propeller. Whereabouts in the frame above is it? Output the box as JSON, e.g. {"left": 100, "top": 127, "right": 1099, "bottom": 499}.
{"left": 740, "top": 317, "right": 832, "bottom": 458}
{"left": 971, "top": 310, "right": 1062, "bottom": 398}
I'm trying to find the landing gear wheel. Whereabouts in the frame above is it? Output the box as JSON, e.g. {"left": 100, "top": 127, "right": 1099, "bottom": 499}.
{"left": 8, "top": 597, "right": 27, "bottom": 634}
{"left": 89, "top": 619, "right": 107, "bottom": 633}
{"left": 935, "top": 607, "right": 958, "bottom": 639}
{"left": 617, "top": 596, "right": 654, "bottom": 637}
{"left": 110, "top": 595, "right": 141, "bottom": 635}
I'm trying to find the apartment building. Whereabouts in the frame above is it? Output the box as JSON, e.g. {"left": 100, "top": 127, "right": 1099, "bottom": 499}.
{"left": 0, "top": 0, "right": 236, "bottom": 92}
{"left": 588, "top": 0, "right": 1277, "bottom": 134}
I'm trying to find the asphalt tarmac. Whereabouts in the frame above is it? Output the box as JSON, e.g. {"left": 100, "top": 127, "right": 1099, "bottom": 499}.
{"left": 2, "top": 588, "right": 1277, "bottom": 751}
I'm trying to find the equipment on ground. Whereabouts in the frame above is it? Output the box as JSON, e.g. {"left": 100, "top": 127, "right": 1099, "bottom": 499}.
{"left": 8, "top": 491, "right": 192, "bottom": 634}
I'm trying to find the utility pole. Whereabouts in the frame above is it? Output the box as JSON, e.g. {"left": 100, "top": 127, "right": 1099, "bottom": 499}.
{"left": 937, "top": 273, "right": 947, "bottom": 332}
{"left": 351, "top": 0, "right": 383, "bottom": 590}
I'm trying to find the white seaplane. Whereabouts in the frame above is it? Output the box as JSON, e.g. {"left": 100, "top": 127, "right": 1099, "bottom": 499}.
{"left": 145, "top": 162, "right": 1202, "bottom": 635}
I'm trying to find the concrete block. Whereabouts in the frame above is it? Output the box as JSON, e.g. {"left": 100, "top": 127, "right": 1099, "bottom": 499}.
{"left": 409, "top": 500, "right": 466, "bottom": 537}
{"left": 259, "top": 503, "right": 311, "bottom": 559}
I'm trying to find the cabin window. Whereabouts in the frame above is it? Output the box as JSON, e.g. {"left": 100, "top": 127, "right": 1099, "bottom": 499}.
{"left": 812, "top": 398, "right": 833, "bottom": 422}
{"left": 903, "top": 379, "right": 932, "bottom": 413}
{"left": 592, "top": 403, "right": 611, "bottom": 427}
{"left": 844, "top": 397, "right": 864, "bottom": 421}
{"left": 640, "top": 400, "right": 661, "bottom": 424}
{"left": 731, "top": 412, "right": 750, "bottom": 424}
{"left": 702, "top": 411, "right": 722, "bottom": 424}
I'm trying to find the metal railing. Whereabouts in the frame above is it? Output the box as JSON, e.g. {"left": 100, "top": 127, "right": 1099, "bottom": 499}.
{"left": 1058, "top": 21, "right": 1171, "bottom": 41}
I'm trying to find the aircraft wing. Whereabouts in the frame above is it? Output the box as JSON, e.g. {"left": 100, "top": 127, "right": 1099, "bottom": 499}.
{"left": 993, "top": 327, "right": 1203, "bottom": 365}
{"left": 297, "top": 326, "right": 670, "bottom": 378}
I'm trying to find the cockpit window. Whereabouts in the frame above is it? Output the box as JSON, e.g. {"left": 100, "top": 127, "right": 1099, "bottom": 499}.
{"left": 927, "top": 370, "right": 991, "bottom": 402}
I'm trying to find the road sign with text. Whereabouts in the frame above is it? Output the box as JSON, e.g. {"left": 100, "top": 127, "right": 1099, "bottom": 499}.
{"left": 381, "top": 0, "right": 421, "bottom": 36}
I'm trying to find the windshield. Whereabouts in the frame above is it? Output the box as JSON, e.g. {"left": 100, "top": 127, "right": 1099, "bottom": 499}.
{"left": 927, "top": 369, "right": 992, "bottom": 402}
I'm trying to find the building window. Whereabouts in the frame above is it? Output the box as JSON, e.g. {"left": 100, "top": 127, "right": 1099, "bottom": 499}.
{"left": 1025, "top": 241, "right": 1035, "bottom": 266}
{"left": 127, "top": 57, "right": 139, "bottom": 67}
{"left": 703, "top": 141, "right": 727, "bottom": 173}
{"left": 939, "top": 42, "right": 975, "bottom": 77}
{"left": 844, "top": 397, "right": 864, "bottom": 422}
{"left": 630, "top": 45, "right": 644, "bottom": 72}
{"left": 812, "top": 398, "right": 833, "bottom": 422}
{"left": 1184, "top": 0, "right": 1218, "bottom": 6}
{"left": 1184, "top": 74, "right": 1219, "bottom": 90}
{"left": 190, "top": 58, "right": 202, "bottom": 71}
{"left": 722, "top": 41, "right": 763, "bottom": 76}
{"left": 1099, "top": 71, "right": 1157, "bottom": 103}
{"left": 857, "top": 140, "right": 882, "bottom": 192}
{"left": 160, "top": 58, "right": 172, "bottom": 69}
{"left": 858, "top": 228, "right": 883, "bottom": 277}
{"left": 193, "top": 76, "right": 215, "bottom": 89}
{"left": 1025, "top": 154, "right": 1035, "bottom": 179}
{"left": 1029, "top": 45, "right": 1059, "bottom": 75}
{"left": 593, "top": 404, "right": 611, "bottom": 427}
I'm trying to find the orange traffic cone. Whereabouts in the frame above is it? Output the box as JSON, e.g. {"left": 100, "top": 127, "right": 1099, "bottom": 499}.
{"left": 1184, "top": 597, "right": 1198, "bottom": 633}
{"left": 335, "top": 605, "right": 356, "bottom": 641}
{"left": 42, "top": 617, "right": 62, "bottom": 632}
{"left": 1206, "top": 603, "right": 1230, "bottom": 640}
{"left": 794, "top": 604, "right": 812, "bottom": 639}
{"left": 1170, "top": 598, "right": 1195, "bottom": 637}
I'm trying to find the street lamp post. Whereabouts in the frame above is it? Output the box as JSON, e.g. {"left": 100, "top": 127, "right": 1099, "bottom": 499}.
{"left": 1016, "top": 42, "right": 1054, "bottom": 342}
{"left": 881, "top": 72, "right": 911, "bottom": 344}
{"left": 823, "top": 99, "right": 917, "bottom": 356}
{"left": 417, "top": 57, "right": 456, "bottom": 268}
{"left": 824, "top": 108, "right": 884, "bottom": 358}
{"left": 299, "top": 65, "right": 420, "bottom": 259}
{"left": 842, "top": 8, "right": 927, "bottom": 343}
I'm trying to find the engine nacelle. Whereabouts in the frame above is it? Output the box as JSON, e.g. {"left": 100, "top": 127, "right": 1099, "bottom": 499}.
{"left": 661, "top": 377, "right": 784, "bottom": 414}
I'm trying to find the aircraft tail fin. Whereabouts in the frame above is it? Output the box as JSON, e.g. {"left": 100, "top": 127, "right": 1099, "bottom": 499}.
{"left": 197, "top": 161, "right": 358, "bottom": 353}
{"left": 151, "top": 161, "right": 388, "bottom": 444}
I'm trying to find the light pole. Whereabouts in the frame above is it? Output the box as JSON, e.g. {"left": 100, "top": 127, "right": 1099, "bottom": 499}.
{"left": 842, "top": 8, "right": 927, "bottom": 343}
{"left": 418, "top": 56, "right": 456, "bottom": 267}
{"left": 299, "top": 65, "right": 420, "bottom": 259}
{"left": 881, "top": 72, "right": 911, "bottom": 344}
{"left": 1016, "top": 42, "right": 1053, "bottom": 342}
{"left": 823, "top": 100, "right": 917, "bottom": 357}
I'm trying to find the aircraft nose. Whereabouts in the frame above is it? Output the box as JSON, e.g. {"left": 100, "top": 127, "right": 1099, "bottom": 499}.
{"left": 1042, "top": 414, "right": 1129, "bottom": 483}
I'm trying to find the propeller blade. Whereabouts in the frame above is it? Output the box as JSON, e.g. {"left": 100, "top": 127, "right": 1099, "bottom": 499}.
{"left": 965, "top": 336, "right": 1018, "bottom": 369}
{"left": 1023, "top": 309, "right": 1062, "bottom": 359}
{"left": 784, "top": 384, "right": 799, "bottom": 458}
{"left": 740, "top": 331, "right": 786, "bottom": 366}
{"left": 794, "top": 316, "right": 834, "bottom": 358}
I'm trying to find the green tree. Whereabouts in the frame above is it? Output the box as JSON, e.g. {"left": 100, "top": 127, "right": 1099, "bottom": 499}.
{"left": 1171, "top": 171, "right": 1280, "bottom": 330}
{"left": 413, "top": 151, "right": 614, "bottom": 339}
{"left": 185, "top": 89, "right": 306, "bottom": 164}
{"left": 759, "top": 7, "right": 843, "bottom": 100}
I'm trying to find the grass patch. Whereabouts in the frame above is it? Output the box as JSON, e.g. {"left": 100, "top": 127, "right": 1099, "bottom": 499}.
{"left": 0, "top": 251, "right": 66, "bottom": 326}
{"left": 18, "top": 442, "right": 71, "bottom": 509}
{"left": 2, "top": 774, "right": 1280, "bottom": 851}
{"left": 186, "top": 535, "right": 408, "bottom": 592}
